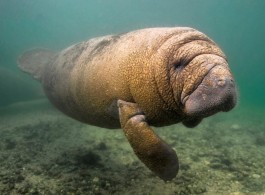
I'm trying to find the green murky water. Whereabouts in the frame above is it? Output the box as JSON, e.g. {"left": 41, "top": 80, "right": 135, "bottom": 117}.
{"left": 1, "top": 0, "right": 264, "bottom": 109}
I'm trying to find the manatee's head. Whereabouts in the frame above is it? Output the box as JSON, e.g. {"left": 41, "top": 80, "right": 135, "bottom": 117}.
{"left": 165, "top": 29, "right": 237, "bottom": 127}
{"left": 180, "top": 54, "right": 237, "bottom": 127}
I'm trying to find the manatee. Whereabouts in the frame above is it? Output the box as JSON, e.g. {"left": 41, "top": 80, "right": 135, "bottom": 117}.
{"left": 17, "top": 27, "right": 237, "bottom": 181}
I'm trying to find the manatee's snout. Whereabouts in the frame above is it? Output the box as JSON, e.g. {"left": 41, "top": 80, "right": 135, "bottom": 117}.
{"left": 183, "top": 65, "right": 237, "bottom": 118}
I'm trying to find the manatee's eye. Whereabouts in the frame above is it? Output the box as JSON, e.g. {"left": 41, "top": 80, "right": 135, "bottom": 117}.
{"left": 173, "top": 61, "right": 184, "bottom": 70}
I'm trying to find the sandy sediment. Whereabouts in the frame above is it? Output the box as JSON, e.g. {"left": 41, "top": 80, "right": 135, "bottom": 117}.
{"left": 0, "top": 99, "right": 264, "bottom": 195}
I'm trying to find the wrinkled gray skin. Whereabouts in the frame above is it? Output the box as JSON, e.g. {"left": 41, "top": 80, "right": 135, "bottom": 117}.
{"left": 18, "top": 27, "right": 237, "bottom": 181}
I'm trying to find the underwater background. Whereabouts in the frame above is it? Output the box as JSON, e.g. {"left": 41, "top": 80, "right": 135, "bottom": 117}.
{"left": 0, "top": 0, "right": 265, "bottom": 194}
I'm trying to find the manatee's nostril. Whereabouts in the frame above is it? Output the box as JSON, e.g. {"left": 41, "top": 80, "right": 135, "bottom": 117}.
{"left": 217, "top": 79, "right": 226, "bottom": 87}
{"left": 217, "top": 78, "right": 234, "bottom": 87}
{"left": 228, "top": 78, "right": 235, "bottom": 87}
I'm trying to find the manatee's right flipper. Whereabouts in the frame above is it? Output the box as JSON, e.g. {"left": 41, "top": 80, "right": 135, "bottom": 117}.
{"left": 17, "top": 48, "right": 56, "bottom": 81}
{"left": 118, "top": 100, "right": 179, "bottom": 181}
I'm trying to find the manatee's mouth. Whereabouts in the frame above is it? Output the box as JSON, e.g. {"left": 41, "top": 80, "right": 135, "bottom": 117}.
{"left": 181, "top": 63, "right": 218, "bottom": 105}
{"left": 182, "top": 65, "right": 237, "bottom": 119}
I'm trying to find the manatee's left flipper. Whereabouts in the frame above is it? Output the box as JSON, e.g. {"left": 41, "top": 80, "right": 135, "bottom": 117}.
{"left": 117, "top": 100, "right": 179, "bottom": 181}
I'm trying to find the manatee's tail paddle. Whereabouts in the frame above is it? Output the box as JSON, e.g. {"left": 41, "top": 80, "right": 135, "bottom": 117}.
{"left": 17, "top": 48, "right": 55, "bottom": 81}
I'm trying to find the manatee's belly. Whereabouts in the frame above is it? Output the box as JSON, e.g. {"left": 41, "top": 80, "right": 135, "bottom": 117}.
{"left": 43, "top": 70, "right": 127, "bottom": 129}
{"left": 44, "top": 83, "right": 122, "bottom": 128}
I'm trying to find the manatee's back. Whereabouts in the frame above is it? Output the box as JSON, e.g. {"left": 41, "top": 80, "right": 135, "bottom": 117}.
{"left": 17, "top": 47, "right": 85, "bottom": 123}
{"left": 17, "top": 37, "right": 123, "bottom": 127}
{"left": 18, "top": 48, "right": 74, "bottom": 115}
